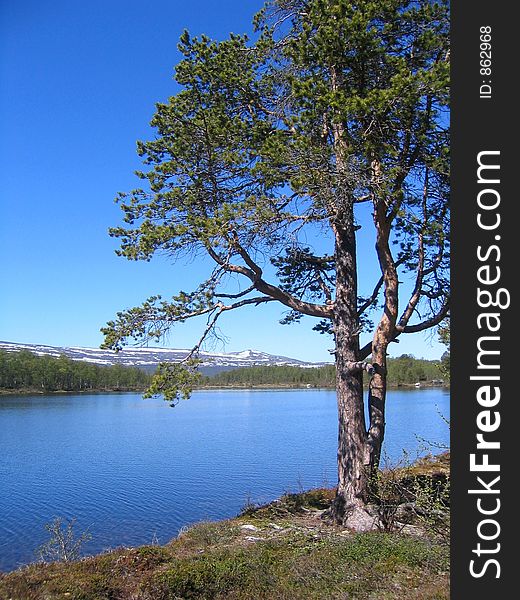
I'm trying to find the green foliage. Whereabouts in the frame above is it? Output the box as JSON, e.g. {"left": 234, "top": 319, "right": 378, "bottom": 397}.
{"left": 279, "top": 488, "right": 335, "bottom": 512}
{"left": 143, "top": 358, "right": 202, "bottom": 404}
{"left": 0, "top": 350, "right": 151, "bottom": 393}
{"left": 1, "top": 528, "right": 448, "bottom": 599}
{"left": 204, "top": 355, "right": 444, "bottom": 387}
{"left": 369, "top": 453, "right": 450, "bottom": 541}
{"left": 239, "top": 487, "right": 336, "bottom": 520}
{"left": 142, "top": 529, "right": 449, "bottom": 600}
{"left": 412, "top": 472, "right": 450, "bottom": 544}
{"left": 108, "top": 31, "right": 279, "bottom": 265}
{"left": 385, "top": 354, "right": 443, "bottom": 385}
{"left": 437, "top": 318, "right": 450, "bottom": 380}
{"left": 175, "top": 521, "right": 241, "bottom": 552}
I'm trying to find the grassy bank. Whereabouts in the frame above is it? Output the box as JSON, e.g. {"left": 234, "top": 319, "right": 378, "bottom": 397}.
{"left": 0, "top": 454, "right": 450, "bottom": 600}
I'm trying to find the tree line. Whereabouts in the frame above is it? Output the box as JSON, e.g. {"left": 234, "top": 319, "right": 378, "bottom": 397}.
{"left": 386, "top": 355, "right": 445, "bottom": 386}
{"left": 204, "top": 355, "right": 445, "bottom": 388}
{"left": 1, "top": 350, "right": 445, "bottom": 393}
{"left": 0, "top": 350, "right": 151, "bottom": 392}
{"left": 204, "top": 364, "right": 337, "bottom": 387}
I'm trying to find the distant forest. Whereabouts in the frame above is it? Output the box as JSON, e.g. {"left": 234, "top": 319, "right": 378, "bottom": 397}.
{"left": 0, "top": 350, "right": 151, "bottom": 392}
{"left": 203, "top": 355, "right": 446, "bottom": 388}
{"left": 0, "top": 350, "right": 446, "bottom": 393}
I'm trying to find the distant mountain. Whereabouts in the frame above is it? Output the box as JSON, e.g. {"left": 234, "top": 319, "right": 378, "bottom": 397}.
{"left": 0, "top": 341, "right": 331, "bottom": 375}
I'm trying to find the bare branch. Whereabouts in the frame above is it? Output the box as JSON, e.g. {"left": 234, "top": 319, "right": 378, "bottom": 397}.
{"left": 184, "top": 296, "right": 277, "bottom": 361}
{"left": 358, "top": 275, "right": 384, "bottom": 316}
{"left": 205, "top": 243, "right": 255, "bottom": 279}
{"left": 316, "top": 272, "right": 333, "bottom": 303}
{"left": 358, "top": 256, "right": 406, "bottom": 317}
{"left": 215, "top": 283, "right": 256, "bottom": 299}
{"left": 353, "top": 194, "right": 371, "bottom": 203}
{"left": 184, "top": 308, "right": 223, "bottom": 361}
{"left": 396, "top": 170, "right": 428, "bottom": 331}
{"left": 254, "top": 277, "right": 333, "bottom": 318}
{"left": 401, "top": 299, "right": 450, "bottom": 334}
{"left": 346, "top": 361, "right": 376, "bottom": 375}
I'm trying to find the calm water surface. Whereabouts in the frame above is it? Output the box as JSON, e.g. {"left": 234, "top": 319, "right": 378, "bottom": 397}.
{"left": 0, "top": 388, "right": 449, "bottom": 571}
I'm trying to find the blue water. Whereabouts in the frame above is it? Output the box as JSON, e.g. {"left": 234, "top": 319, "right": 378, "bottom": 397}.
{"left": 0, "top": 387, "right": 449, "bottom": 572}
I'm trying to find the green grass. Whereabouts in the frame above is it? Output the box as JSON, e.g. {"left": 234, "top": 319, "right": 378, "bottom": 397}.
{"left": 0, "top": 528, "right": 448, "bottom": 600}
{"left": 0, "top": 525, "right": 449, "bottom": 600}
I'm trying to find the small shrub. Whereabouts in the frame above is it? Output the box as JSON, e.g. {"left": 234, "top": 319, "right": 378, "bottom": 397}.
{"left": 369, "top": 453, "right": 450, "bottom": 538}
{"left": 239, "top": 494, "right": 262, "bottom": 516}
{"left": 36, "top": 517, "right": 92, "bottom": 563}
{"left": 412, "top": 474, "right": 451, "bottom": 544}
{"left": 280, "top": 488, "right": 334, "bottom": 512}
{"left": 136, "top": 545, "right": 172, "bottom": 566}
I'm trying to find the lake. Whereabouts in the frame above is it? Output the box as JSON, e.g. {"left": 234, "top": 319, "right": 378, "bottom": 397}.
{"left": 0, "top": 387, "right": 449, "bottom": 572}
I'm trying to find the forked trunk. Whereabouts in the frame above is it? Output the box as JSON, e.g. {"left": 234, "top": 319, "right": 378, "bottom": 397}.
{"left": 328, "top": 218, "right": 377, "bottom": 531}
{"left": 330, "top": 332, "right": 388, "bottom": 531}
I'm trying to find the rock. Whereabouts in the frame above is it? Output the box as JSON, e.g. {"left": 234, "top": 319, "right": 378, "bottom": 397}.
{"left": 240, "top": 524, "right": 260, "bottom": 532}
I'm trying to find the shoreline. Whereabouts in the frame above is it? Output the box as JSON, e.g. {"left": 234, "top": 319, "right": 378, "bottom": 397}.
{"left": 0, "top": 452, "right": 450, "bottom": 598}
{"left": 199, "top": 381, "right": 449, "bottom": 390}
{"left": 0, "top": 382, "right": 449, "bottom": 396}
{"left": 0, "top": 388, "right": 147, "bottom": 397}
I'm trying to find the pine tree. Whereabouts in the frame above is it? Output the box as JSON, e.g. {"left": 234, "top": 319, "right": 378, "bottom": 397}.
{"left": 102, "top": 0, "right": 449, "bottom": 528}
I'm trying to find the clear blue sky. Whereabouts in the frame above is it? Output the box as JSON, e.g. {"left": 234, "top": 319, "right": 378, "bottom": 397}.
{"left": 0, "top": 0, "right": 446, "bottom": 363}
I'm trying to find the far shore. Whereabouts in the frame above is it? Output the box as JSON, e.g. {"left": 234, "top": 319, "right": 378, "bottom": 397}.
{"left": 0, "top": 388, "right": 146, "bottom": 397}
{"left": 198, "top": 382, "right": 449, "bottom": 391}
{"left": 0, "top": 381, "right": 449, "bottom": 396}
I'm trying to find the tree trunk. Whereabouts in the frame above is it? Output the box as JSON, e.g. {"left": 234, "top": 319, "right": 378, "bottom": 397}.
{"left": 366, "top": 196, "right": 399, "bottom": 475}
{"left": 328, "top": 218, "right": 375, "bottom": 531}
{"left": 367, "top": 340, "right": 388, "bottom": 472}
{"left": 330, "top": 328, "right": 375, "bottom": 530}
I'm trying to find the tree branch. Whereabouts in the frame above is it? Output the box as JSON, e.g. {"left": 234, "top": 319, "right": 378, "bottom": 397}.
{"left": 396, "top": 169, "right": 428, "bottom": 331}
{"left": 215, "top": 283, "right": 256, "bottom": 299}
{"left": 184, "top": 295, "right": 276, "bottom": 361}
{"left": 358, "top": 298, "right": 450, "bottom": 360}
{"left": 401, "top": 299, "right": 450, "bottom": 334}
{"left": 205, "top": 240, "right": 333, "bottom": 319}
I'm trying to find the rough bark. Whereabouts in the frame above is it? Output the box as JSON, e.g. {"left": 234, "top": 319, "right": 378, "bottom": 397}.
{"left": 328, "top": 210, "right": 376, "bottom": 531}
{"left": 367, "top": 342, "right": 388, "bottom": 473}
{"left": 366, "top": 195, "right": 399, "bottom": 472}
